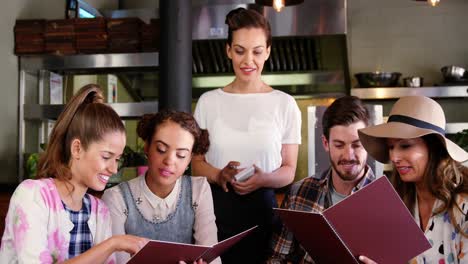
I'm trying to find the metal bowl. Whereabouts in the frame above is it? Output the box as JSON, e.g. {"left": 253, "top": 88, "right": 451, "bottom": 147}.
{"left": 355, "top": 72, "right": 402, "bottom": 88}
{"left": 441, "top": 65, "right": 466, "bottom": 82}
{"left": 403, "top": 76, "right": 423, "bottom": 87}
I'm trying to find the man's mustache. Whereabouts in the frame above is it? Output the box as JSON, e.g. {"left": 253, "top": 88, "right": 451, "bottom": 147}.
{"left": 338, "top": 160, "right": 359, "bottom": 165}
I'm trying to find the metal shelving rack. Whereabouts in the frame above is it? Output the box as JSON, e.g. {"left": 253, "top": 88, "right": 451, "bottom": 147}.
{"left": 18, "top": 52, "right": 160, "bottom": 182}
{"left": 350, "top": 86, "right": 468, "bottom": 134}
{"left": 350, "top": 86, "right": 468, "bottom": 99}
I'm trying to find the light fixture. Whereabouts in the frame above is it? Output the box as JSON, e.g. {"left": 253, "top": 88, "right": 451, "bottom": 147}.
{"left": 255, "top": 0, "right": 305, "bottom": 13}
{"left": 414, "top": 0, "right": 440, "bottom": 7}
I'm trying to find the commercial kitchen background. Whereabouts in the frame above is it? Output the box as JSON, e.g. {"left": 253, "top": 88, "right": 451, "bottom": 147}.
{"left": 1, "top": 0, "right": 468, "bottom": 185}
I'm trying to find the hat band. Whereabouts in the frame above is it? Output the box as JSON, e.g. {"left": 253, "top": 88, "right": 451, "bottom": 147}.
{"left": 387, "top": 115, "right": 445, "bottom": 135}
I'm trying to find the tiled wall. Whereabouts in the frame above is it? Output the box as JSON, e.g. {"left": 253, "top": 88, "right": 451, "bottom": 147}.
{"left": 348, "top": 0, "right": 468, "bottom": 86}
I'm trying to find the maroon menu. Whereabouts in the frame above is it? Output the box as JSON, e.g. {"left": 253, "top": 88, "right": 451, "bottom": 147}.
{"left": 275, "top": 176, "right": 431, "bottom": 264}
{"left": 127, "top": 226, "right": 257, "bottom": 264}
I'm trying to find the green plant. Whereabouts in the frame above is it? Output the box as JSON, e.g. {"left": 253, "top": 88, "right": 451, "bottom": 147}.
{"left": 451, "top": 129, "right": 468, "bottom": 152}
{"left": 120, "top": 145, "right": 147, "bottom": 169}
{"left": 25, "top": 143, "right": 46, "bottom": 179}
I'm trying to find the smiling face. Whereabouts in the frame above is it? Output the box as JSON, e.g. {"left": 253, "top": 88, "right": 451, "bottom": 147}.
{"left": 226, "top": 27, "right": 270, "bottom": 83}
{"left": 70, "top": 131, "right": 126, "bottom": 192}
{"left": 323, "top": 121, "right": 368, "bottom": 183}
{"left": 145, "top": 121, "right": 194, "bottom": 198}
{"left": 387, "top": 137, "right": 429, "bottom": 184}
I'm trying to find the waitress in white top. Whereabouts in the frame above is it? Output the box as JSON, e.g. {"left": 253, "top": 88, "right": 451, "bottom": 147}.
{"left": 102, "top": 110, "right": 220, "bottom": 264}
{"left": 193, "top": 7, "right": 301, "bottom": 264}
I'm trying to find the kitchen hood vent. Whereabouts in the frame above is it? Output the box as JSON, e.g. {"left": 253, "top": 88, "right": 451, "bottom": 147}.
{"left": 193, "top": 36, "right": 319, "bottom": 74}
{"left": 102, "top": 0, "right": 349, "bottom": 98}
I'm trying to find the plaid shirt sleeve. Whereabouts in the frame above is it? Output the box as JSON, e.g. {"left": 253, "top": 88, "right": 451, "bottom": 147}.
{"left": 268, "top": 187, "right": 308, "bottom": 264}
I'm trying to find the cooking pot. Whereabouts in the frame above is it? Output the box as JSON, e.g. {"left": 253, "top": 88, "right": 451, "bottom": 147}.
{"left": 441, "top": 65, "right": 466, "bottom": 82}
{"left": 403, "top": 76, "right": 423, "bottom": 87}
{"left": 355, "top": 72, "right": 401, "bottom": 88}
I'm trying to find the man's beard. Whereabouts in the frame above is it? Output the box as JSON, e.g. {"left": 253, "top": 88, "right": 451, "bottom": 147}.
{"left": 330, "top": 157, "right": 365, "bottom": 182}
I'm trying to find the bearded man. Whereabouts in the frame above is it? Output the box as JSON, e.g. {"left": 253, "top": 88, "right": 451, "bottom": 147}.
{"left": 268, "top": 96, "right": 377, "bottom": 264}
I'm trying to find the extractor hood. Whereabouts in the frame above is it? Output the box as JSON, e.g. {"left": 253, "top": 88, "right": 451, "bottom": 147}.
{"left": 102, "top": 0, "right": 350, "bottom": 99}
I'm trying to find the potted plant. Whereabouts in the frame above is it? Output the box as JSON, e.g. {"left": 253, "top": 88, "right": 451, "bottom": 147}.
{"left": 24, "top": 143, "right": 46, "bottom": 179}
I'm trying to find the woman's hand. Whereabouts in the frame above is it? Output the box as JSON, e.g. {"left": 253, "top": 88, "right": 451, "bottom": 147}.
{"left": 216, "top": 161, "right": 241, "bottom": 192}
{"left": 231, "top": 165, "right": 266, "bottom": 195}
{"left": 359, "top": 256, "right": 378, "bottom": 264}
{"left": 109, "top": 234, "right": 148, "bottom": 255}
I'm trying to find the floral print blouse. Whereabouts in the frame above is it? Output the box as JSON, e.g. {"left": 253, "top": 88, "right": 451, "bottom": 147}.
{"left": 410, "top": 194, "right": 468, "bottom": 264}
{"left": 0, "top": 178, "right": 116, "bottom": 264}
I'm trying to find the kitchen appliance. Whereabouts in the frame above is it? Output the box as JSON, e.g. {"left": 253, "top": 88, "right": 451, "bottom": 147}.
{"left": 403, "top": 76, "right": 423, "bottom": 87}
{"left": 355, "top": 72, "right": 401, "bottom": 88}
{"left": 308, "top": 104, "right": 384, "bottom": 178}
{"left": 102, "top": 0, "right": 350, "bottom": 99}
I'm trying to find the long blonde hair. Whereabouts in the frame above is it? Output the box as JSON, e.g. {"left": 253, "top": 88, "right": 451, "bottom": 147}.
{"left": 391, "top": 134, "right": 468, "bottom": 236}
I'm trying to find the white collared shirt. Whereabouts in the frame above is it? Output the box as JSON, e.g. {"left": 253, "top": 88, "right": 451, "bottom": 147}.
{"left": 141, "top": 176, "right": 180, "bottom": 221}
{"left": 102, "top": 175, "right": 220, "bottom": 264}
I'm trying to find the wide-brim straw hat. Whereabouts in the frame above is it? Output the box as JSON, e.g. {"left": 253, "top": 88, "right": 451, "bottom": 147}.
{"left": 358, "top": 96, "right": 468, "bottom": 163}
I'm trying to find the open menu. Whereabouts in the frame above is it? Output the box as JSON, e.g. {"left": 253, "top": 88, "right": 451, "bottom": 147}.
{"left": 127, "top": 226, "right": 257, "bottom": 264}
{"left": 275, "top": 176, "right": 431, "bottom": 264}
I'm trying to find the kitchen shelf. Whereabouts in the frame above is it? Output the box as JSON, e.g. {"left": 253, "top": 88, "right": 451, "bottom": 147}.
{"left": 18, "top": 52, "right": 160, "bottom": 183}
{"left": 192, "top": 71, "right": 345, "bottom": 88}
{"left": 23, "top": 101, "right": 158, "bottom": 120}
{"left": 351, "top": 86, "right": 468, "bottom": 99}
{"left": 354, "top": 87, "right": 468, "bottom": 135}
{"left": 20, "top": 52, "right": 159, "bottom": 72}
{"left": 446, "top": 123, "right": 468, "bottom": 134}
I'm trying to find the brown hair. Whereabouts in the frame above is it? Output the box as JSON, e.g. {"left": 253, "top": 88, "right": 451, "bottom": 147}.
{"left": 36, "top": 84, "right": 125, "bottom": 182}
{"left": 322, "top": 96, "right": 370, "bottom": 139}
{"left": 137, "top": 109, "right": 210, "bottom": 155}
{"left": 225, "top": 7, "right": 272, "bottom": 48}
{"left": 391, "top": 134, "right": 468, "bottom": 236}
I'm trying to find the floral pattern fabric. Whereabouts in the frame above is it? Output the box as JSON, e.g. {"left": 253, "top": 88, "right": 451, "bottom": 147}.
{"left": 0, "top": 178, "right": 115, "bottom": 264}
{"left": 410, "top": 194, "right": 468, "bottom": 264}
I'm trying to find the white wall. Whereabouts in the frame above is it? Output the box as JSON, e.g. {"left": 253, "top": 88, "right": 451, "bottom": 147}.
{"left": 0, "top": 1, "right": 66, "bottom": 184}
{"left": 348, "top": 0, "right": 468, "bottom": 86}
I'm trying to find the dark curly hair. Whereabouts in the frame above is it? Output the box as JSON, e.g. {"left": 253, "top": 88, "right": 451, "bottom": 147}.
{"left": 225, "top": 7, "right": 272, "bottom": 48}
{"left": 137, "top": 110, "right": 210, "bottom": 155}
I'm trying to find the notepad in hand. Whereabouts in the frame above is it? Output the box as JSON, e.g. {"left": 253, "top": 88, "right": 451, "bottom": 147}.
{"left": 275, "top": 176, "right": 431, "bottom": 264}
{"left": 127, "top": 225, "right": 257, "bottom": 264}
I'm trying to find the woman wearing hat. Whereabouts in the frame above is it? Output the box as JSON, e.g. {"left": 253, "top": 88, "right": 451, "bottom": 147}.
{"left": 358, "top": 96, "right": 468, "bottom": 263}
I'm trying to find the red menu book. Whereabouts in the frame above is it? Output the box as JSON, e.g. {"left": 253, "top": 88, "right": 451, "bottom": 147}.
{"left": 275, "top": 176, "right": 431, "bottom": 264}
{"left": 127, "top": 226, "right": 257, "bottom": 264}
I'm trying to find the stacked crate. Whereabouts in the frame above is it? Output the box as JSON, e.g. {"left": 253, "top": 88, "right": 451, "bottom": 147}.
{"left": 140, "top": 19, "right": 160, "bottom": 52}
{"left": 14, "top": 20, "right": 45, "bottom": 55}
{"left": 107, "top": 18, "right": 142, "bottom": 53}
{"left": 45, "top": 19, "right": 76, "bottom": 55}
{"left": 14, "top": 17, "right": 158, "bottom": 55}
{"left": 75, "top": 18, "right": 107, "bottom": 54}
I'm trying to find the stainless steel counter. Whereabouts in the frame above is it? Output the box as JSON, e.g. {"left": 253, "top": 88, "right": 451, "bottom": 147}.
{"left": 351, "top": 86, "right": 468, "bottom": 99}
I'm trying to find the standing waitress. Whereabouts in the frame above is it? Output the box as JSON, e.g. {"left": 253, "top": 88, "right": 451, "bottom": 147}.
{"left": 193, "top": 7, "right": 301, "bottom": 263}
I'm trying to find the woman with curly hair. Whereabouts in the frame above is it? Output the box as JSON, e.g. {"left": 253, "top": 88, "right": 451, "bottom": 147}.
{"left": 102, "top": 110, "right": 219, "bottom": 264}
{"left": 358, "top": 96, "right": 468, "bottom": 264}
